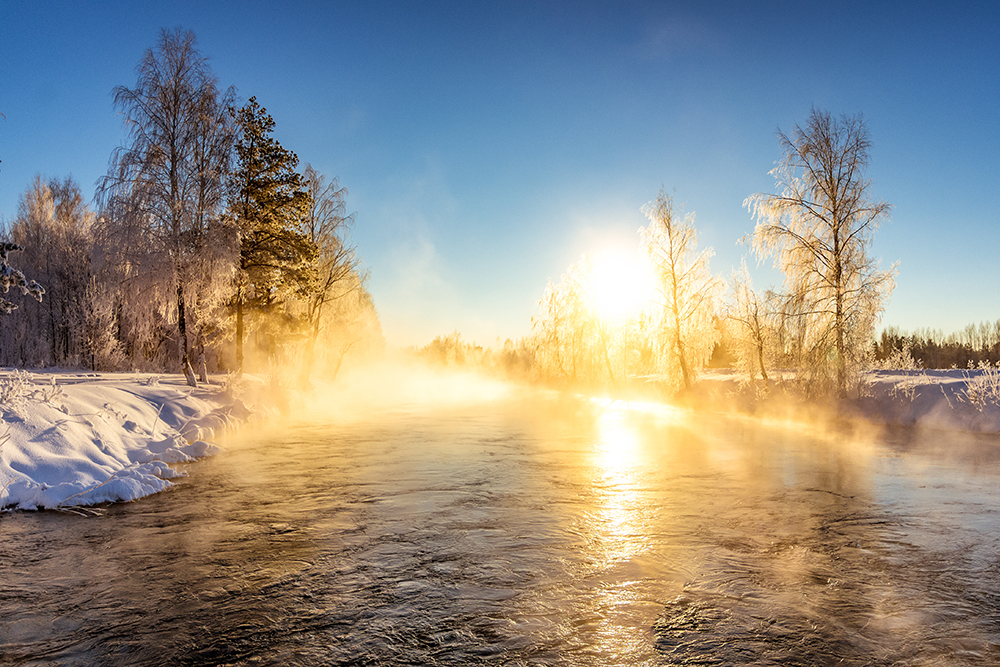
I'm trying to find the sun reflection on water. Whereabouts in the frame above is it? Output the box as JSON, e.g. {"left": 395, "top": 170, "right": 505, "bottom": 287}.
{"left": 583, "top": 401, "right": 677, "bottom": 659}
{"left": 588, "top": 402, "right": 667, "bottom": 569}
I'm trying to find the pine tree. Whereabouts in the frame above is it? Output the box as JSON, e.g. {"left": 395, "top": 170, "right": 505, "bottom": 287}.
{"left": 228, "top": 97, "right": 316, "bottom": 374}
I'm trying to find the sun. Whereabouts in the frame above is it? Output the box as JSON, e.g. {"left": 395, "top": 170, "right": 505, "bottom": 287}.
{"left": 587, "top": 247, "right": 654, "bottom": 322}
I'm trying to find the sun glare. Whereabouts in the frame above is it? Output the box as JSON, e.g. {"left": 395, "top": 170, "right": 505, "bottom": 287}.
{"left": 588, "top": 247, "right": 654, "bottom": 322}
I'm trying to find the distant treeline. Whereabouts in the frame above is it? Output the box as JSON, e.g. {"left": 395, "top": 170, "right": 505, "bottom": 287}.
{"left": 874, "top": 322, "right": 1000, "bottom": 369}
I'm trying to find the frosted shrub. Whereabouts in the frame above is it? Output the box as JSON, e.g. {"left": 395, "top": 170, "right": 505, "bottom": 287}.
{"left": 222, "top": 372, "right": 244, "bottom": 401}
{"left": 873, "top": 341, "right": 921, "bottom": 371}
{"left": 961, "top": 362, "right": 1000, "bottom": 412}
{"left": 33, "top": 376, "right": 64, "bottom": 404}
{"left": 889, "top": 376, "right": 924, "bottom": 402}
{"left": 0, "top": 370, "right": 32, "bottom": 413}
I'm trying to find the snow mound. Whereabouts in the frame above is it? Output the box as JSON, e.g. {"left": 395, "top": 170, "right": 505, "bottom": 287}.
{"left": 0, "top": 370, "right": 251, "bottom": 510}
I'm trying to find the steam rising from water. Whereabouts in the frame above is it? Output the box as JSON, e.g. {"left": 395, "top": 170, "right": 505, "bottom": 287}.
{"left": 297, "top": 354, "right": 514, "bottom": 423}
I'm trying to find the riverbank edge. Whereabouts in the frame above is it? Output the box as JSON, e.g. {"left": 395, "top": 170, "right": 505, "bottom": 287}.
{"left": 0, "top": 369, "right": 271, "bottom": 512}
{"left": 672, "top": 369, "right": 1000, "bottom": 436}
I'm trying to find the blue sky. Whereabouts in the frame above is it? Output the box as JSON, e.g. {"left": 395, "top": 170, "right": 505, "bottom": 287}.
{"left": 2, "top": 1, "right": 998, "bottom": 346}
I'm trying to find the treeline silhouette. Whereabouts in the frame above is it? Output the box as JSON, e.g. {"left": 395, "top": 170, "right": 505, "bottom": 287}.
{"left": 874, "top": 321, "right": 1000, "bottom": 369}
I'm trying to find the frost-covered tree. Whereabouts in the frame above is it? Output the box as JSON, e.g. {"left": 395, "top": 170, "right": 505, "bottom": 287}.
{"left": 746, "top": 109, "right": 895, "bottom": 397}
{"left": 530, "top": 257, "right": 607, "bottom": 385}
{"left": 228, "top": 97, "right": 316, "bottom": 374}
{"left": 97, "top": 28, "right": 235, "bottom": 385}
{"left": 318, "top": 280, "right": 384, "bottom": 379}
{"left": 2, "top": 176, "right": 91, "bottom": 366}
{"left": 0, "top": 243, "right": 44, "bottom": 315}
{"left": 187, "top": 77, "right": 239, "bottom": 380}
{"left": 641, "top": 191, "right": 721, "bottom": 393}
{"left": 298, "top": 165, "right": 361, "bottom": 384}
{"left": 725, "top": 260, "right": 777, "bottom": 385}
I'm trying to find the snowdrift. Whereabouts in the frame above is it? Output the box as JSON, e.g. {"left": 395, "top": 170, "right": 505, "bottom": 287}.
{"left": 0, "top": 370, "right": 253, "bottom": 511}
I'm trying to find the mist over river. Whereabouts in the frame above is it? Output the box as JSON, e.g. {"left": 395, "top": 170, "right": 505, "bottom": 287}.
{"left": 3, "top": 384, "right": 1000, "bottom": 666}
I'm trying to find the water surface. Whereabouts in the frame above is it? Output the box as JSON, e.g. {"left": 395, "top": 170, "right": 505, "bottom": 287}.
{"left": 2, "top": 388, "right": 1000, "bottom": 665}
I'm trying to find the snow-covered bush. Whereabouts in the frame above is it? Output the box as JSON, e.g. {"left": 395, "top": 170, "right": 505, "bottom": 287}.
{"left": 222, "top": 372, "right": 244, "bottom": 401}
{"left": 32, "top": 376, "right": 64, "bottom": 405}
{"left": 0, "top": 370, "right": 32, "bottom": 413}
{"left": 961, "top": 362, "right": 1000, "bottom": 412}
{"left": 872, "top": 340, "right": 921, "bottom": 371}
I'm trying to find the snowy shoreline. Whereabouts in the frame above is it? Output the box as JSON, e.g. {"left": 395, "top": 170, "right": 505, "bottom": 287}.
{"left": 0, "top": 369, "right": 253, "bottom": 511}
{"left": 3, "top": 366, "right": 998, "bottom": 512}
{"left": 694, "top": 368, "right": 1000, "bottom": 434}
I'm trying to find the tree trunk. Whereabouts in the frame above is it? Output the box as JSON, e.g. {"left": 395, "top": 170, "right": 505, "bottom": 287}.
{"left": 177, "top": 281, "right": 197, "bottom": 387}
{"left": 235, "top": 285, "right": 244, "bottom": 377}
{"left": 299, "top": 315, "right": 321, "bottom": 387}
{"left": 198, "top": 349, "right": 208, "bottom": 384}
{"left": 676, "top": 328, "right": 691, "bottom": 391}
{"left": 834, "top": 255, "right": 847, "bottom": 399}
{"left": 756, "top": 339, "right": 769, "bottom": 384}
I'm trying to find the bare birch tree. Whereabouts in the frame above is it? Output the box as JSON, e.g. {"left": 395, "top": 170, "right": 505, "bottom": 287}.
{"left": 746, "top": 109, "right": 895, "bottom": 397}
{"left": 298, "top": 165, "right": 361, "bottom": 384}
{"left": 97, "top": 28, "right": 235, "bottom": 385}
{"left": 641, "top": 191, "right": 721, "bottom": 393}
{"left": 725, "top": 260, "right": 776, "bottom": 386}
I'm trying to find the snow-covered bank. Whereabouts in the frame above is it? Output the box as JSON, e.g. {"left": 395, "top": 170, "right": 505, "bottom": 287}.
{"left": 0, "top": 370, "right": 253, "bottom": 511}
{"left": 858, "top": 369, "right": 1000, "bottom": 433}
{"left": 694, "top": 368, "right": 1000, "bottom": 434}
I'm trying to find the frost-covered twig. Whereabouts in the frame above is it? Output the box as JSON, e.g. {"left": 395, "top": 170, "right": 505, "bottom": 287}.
{"left": 940, "top": 383, "right": 955, "bottom": 410}
{"left": 56, "top": 468, "right": 128, "bottom": 507}
{"left": 30, "top": 376, "right": 64, "bottom": 404}
{"left": 889, "top": 374, "right": 925, "bottom": 402}
{"left": 150, "top": 402, "right": 165, "bottom": 439}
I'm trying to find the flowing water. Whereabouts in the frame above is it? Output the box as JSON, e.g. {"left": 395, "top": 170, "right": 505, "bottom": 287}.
{"left": 3, "top": 385, "right": 1000, "bottom": 666}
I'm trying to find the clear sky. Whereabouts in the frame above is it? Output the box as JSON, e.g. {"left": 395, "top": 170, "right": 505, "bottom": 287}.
{"left": 2, "top": 1, "right": 997, "bottom": 347}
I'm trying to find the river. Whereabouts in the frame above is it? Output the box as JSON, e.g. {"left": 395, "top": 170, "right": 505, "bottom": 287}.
{"left": 2, "top": 383, "right": 1000, "bottom": 666}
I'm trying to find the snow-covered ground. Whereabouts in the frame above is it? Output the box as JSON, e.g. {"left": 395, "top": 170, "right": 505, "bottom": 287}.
{"left": 0, "top": 369, "right": 253, "bottom": 511}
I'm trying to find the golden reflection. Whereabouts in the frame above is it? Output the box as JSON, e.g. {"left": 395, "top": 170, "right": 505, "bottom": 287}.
{"left": 588, "top": 404, "right": 651, "bottom": 567}
{"left": 596, "top": 406, "right": 642, "bottom": 471}
{"left": 586, "top": 402, "right": 668, "bottom": 658}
